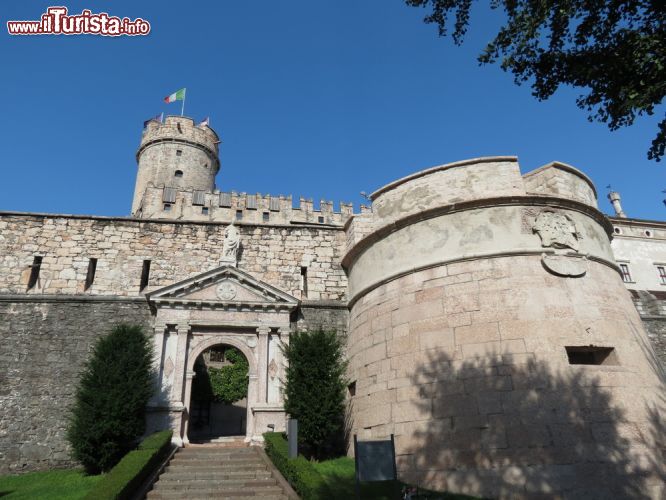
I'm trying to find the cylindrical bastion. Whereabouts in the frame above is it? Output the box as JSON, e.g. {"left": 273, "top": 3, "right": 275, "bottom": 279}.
{"left": 342, "top": 157, "right": 665, "bottom": 499}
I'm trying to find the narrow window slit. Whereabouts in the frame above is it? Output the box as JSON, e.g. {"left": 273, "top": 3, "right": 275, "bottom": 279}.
{"left": 27, "top": 256, "right": 43, "bottom": 290}
{"left": 84, "top": 258, "right": 97, "bottom": 290}
{"left": 140, "top": 260, "right": 151, "bottom": 292}
{"left": 300, "top": 266, "right": 308, "bottom": 298}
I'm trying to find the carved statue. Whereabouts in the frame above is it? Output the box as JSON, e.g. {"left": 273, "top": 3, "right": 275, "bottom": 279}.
{"left": 222, "top": 223, "right": 240, "bottom": 260}
{"left": 533, "top": 211, "right": 580, "bottom": 252}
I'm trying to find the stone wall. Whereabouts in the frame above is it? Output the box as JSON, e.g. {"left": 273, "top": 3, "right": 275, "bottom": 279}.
{"left": 642, "top": 317, "right": 666, "bottom": 369}
{"left": 0, "top": 296, "right": 153, "bottom": 473}
{"left": 346, "top": 257, "right": 665, "bottom": 498}
{"left": 0, "top": 213, "right": 348, "bottom": 301}
{"left": 293, "top": 300, "right": 349, "bottom": 337}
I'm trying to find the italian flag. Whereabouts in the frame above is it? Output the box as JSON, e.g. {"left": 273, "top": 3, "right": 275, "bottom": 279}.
{"left": 164, "top": 88, "right": 186, "bottom": 103}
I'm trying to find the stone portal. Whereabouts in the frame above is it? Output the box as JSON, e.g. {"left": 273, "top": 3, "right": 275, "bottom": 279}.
{"left": 144, "top": 265, "right": 298, "bottom": 444}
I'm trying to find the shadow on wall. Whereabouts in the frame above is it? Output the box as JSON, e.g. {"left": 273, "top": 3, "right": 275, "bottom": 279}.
{"left": 399, "top": 350, "right": 665, "bottom": 499}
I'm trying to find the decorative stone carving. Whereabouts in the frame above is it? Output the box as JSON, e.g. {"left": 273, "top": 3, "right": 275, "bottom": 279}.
{"left": 216, "top": 281, "right": 237, "bottom": 300}
{"left": 541, "top": 253, "right": 587, "bottom": 277}
{"left": 163, "top": 356, "right": 174, "bottom": 378}
{"left": 245, "top": 336, "right": 257, "bottom": 348}
{"left": 533, "top": 211, "right": 579, "bottom": 252}
{"left": 221, "top": 223, "right": 240, "bottom": 265}
{"left": 268, "top": 359, "right": 278, "bottom": 380}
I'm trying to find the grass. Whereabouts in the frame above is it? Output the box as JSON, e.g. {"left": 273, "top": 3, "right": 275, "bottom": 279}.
{"left": 312, "top": 456, "right": 477, "bottom": 499}
{"left": 0, "top": 469, "right": 101, "bottom": 500}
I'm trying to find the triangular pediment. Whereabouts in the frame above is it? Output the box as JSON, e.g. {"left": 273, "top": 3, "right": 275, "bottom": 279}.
{"left": 146, "top": 265, "right": 299, "bottom": 311}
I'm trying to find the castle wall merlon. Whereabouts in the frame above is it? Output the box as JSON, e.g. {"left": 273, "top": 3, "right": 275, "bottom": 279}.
{"left": 368, "top": 157, "right": 525, "bottom": 233}
{"left": 369, "top": 156, "right": 520, "bottom": 200}
{"left": 523, "top": 161, "right": 598, "bottom": 208}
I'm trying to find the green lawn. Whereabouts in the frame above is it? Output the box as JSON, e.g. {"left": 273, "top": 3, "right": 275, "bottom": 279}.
{"left": 0, "top": 469, "right": 101, "bottom": 500}
{"left": 312, "top": 456, "right": 477, "bottom": 499}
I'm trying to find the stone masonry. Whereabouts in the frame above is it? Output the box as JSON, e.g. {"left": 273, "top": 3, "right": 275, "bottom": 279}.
{"left": 0, "top": 116, "right": 664, "bottom": 498}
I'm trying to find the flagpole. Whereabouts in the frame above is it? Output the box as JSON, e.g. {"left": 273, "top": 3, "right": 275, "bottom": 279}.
{"left": 181, "top": 89, "right": 186, "bottom": 116}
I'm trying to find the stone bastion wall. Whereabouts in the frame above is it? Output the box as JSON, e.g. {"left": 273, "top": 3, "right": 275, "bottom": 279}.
{"left": 343, "top": 157, "right": 665, "bottom": 499}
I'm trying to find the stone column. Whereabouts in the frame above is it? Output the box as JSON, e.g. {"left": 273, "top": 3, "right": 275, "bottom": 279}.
{"left": 276, "top": 328, "right": 289, "bottom": 406}
{"left": 256, "top": 327, "right": 270, "bottom": 404}
{"left": 246, "top": 372, "right": 258, "bottom": 441}
{"left": 170, "top": 322, "right": 190, "bottom": 444}
{"left": 171, "top": 322, "right": 191, "bottom": 404}
{"left": 181, "top": 370, "right": 195, "bottom": 444}
{"left": 151, "top": 322, "right": 167, "bottom": 405}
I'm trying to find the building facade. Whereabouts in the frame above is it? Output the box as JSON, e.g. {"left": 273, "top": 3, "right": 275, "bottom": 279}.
{"left": 0, "top": 116, "right": 663, "bottom": 498}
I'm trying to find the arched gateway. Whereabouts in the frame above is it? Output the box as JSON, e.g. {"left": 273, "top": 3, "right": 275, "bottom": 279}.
{"left": 144, "top": 265, "right": 298, "bottom": 445}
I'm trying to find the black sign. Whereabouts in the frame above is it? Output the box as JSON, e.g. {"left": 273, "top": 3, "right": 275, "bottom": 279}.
{"left": 354, "top": 434, "right": 397, "bottom": 483}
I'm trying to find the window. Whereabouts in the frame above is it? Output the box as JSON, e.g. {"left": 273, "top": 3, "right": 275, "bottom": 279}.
{"left": 84, "top": 258, "right": 97, "bottom": 290}
{"left": 201, "top": 207, "right": 209, "bottom": 215}
{"left": 174, "top": 170, "right": 183, "bottom": 178}
{"left": 565, "top": 346, "right": 618, "bottom": 366}
{"left": 176, "top": 149, "right": 182, "bottom": 156}
{"left": 645, "top": 230, "right": 653, "bottom": 237}
{"left": 348, "top": 381, "right": 356, "bottom": 397}
{"left": 619, "top": 263, "right": 632, "bottom": 282}
{"left": 140, "top": 260, "right": 151, "bottom": 292}
{"left": 658, "top": 266, "right": 666, "bottom": 285}
{"left": 236, "top": 210, "right": 243, "bottom": 221}
{"left": 27, "top": 256, "right": 42, "bottom": 290}
{"left": 318, "top": 216, "right": 325, "bottom": 223}
{"left": 262, "top": 212, "right": 270, "bottom": 222}
{"left": 163, "top": 203, "right": 172, "bottom": 211}
{"left": 613, "top": 227, "right": 621, "bottom": 235}
{"left": 300, "top": 266, "right": 308, "bottom": 298}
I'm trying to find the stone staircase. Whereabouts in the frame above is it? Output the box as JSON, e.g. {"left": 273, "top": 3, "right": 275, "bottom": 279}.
{"left": 146, "top": 445, "right": 295, "bottom": 499}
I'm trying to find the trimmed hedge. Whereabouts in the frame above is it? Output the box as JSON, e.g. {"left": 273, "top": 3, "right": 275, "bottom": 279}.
{"left": 263, "top": 432, "right": 328, "bottom": 499}
{"left": 84, "top": 430, "right": 173, "bottom": 500}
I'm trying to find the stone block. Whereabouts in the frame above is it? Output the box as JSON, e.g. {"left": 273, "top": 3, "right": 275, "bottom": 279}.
{"left": 455, "top": 323, "right": 500, "bottom": 345}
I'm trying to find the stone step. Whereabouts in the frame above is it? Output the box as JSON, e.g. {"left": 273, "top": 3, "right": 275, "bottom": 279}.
{"left": 172, "top": 450, "right": 258, "bottom": 457}
{"left": 151, "top": 485, "right": 284, "bottom": 495}
{"left": 147, "top": 492, "right": 287, "bottom": 500}
{"left": 176, "top": 450, "right": 257, "bottom": 457}
{"left": 160, "top": 470, "right": 273, "bottom": 481}
{"left": 153, "top": 478, "right": 277, "bottom": 490}
{"left": 164, "top": 464, "right": 268, "bottom": 474}
{"left": 169, "top": 457, "right": 264, "bottom": 465}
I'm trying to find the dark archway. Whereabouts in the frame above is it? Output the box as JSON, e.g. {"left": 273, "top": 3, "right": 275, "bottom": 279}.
{"left": 188, "top": 344, "right": 249, "bottom": 443}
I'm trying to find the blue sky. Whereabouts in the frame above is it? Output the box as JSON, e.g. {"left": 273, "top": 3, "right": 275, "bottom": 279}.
{"left": 1, "top": 1, "right": 663, "bottom": 219}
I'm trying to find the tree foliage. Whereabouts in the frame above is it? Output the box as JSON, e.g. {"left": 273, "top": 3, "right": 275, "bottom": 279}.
{"left": 67, "top": 324, "right": 154, "bottom": 474}
{"left": 191, "top": 347, "right": 249, "bottom": 405}
{"left": 282, "top": 330, "right": 347, "bottom": 460}
{"left": 406, "top": 0, "right": 666, "bottom": 160}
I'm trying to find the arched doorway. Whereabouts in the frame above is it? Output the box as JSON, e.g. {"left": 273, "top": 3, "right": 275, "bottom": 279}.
{"left": 187, "top": 344, "right": 250, "bottom": 443}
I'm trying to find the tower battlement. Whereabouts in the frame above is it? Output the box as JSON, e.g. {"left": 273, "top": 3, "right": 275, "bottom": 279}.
{"left": 139, "top": 184, "right": 358, "bottom": 225}
{"left": 138, "top": 116, "right": 220, "bottom": 161}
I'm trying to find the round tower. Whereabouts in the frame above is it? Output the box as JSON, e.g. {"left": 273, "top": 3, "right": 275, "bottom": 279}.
{"left": 132, "top": 116, "right": 220, "bottom": 215}
{"left": 343, "top": 157, "right": 665, "bottom": 498}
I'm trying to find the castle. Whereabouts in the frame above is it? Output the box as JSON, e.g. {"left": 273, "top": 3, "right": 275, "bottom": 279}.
{"left": 1, "top": 116, "right": 664, "bottom": 498}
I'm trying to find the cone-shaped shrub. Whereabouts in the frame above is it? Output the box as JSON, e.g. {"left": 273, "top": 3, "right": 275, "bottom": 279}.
{"left": 67, "top": 324, "right": 154, "bottom": 474}
{"left": 282, "top": 330, "right": 347, "bottom": 460}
